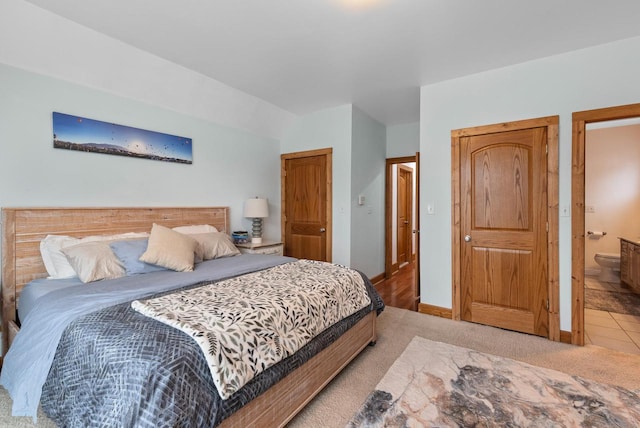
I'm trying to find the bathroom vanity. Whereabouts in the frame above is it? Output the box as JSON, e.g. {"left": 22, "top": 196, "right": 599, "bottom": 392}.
{"left": 620, "top": 238, "right": 640, "bottom": 293}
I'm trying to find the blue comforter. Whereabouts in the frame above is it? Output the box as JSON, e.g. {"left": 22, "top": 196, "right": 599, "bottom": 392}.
{"left": 0, "top": 254, "right": 295, "bottom": 420}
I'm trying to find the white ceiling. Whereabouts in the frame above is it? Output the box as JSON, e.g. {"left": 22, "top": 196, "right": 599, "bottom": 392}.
{"left": 22, "top": 0, "right": 640, "bottom": 126}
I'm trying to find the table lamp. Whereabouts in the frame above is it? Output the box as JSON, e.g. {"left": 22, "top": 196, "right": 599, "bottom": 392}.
{"left": 244, "top": 197, "right": 269, "bottom": 244}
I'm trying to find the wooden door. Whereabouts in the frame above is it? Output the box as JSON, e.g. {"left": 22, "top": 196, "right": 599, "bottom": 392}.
{"left": 282, "top": 149, "right": 331, "bottom": 261}
{"left": 397, "top": 165, "right": 413, "bottom": 266}
{"left": 620, "top": 241, "right": 631, "bottom": 287}
{"left": 414, "top": 153, "right": 421, "bottom": 303}
{"left": 633, "top": 246, "right": 640, "bottom": 291}
{"left": 460, "top": 127, "right": 549, "bottom": 336}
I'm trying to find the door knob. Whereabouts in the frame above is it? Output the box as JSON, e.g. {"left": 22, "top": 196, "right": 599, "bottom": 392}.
{"left": 464, "top": 235, "right": 471, "bottom": 242}
{"left": 404, "top": 220, "right": 409, "bottom": 224}
{"left": 320, "top": 228, "right": 326, "bottom": 233}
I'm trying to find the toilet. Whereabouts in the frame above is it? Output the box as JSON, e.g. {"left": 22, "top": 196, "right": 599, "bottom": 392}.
{"left": 594, "top": 252, "right": 621, "bottom": 283}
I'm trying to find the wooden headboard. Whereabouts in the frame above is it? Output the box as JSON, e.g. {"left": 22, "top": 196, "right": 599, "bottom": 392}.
{"left": 1, "top": 206, "right": 229, "bottom": 356}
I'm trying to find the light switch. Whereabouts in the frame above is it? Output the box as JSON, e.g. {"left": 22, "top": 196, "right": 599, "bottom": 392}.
{"left": 358, "top": 195, "right": 365, "bottom": 205}
{"left": 427, "top": 204, "right": 435, "bottom": 215}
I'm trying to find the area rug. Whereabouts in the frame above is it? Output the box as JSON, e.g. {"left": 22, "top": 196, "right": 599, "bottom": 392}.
{"left": 585, "top": 288, "right": 640, "bottom": 316}
{"left": 347, "top": 337, "right": 640, "bottom": 427}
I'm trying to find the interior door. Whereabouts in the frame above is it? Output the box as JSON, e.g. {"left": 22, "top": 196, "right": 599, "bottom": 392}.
{"left": 283, "top": 153, "right": 329, "bottom": 261}
{"left": 414, "top": 153, "right": 420, "bottom": 303}
{"left": 460, "top": 127, "right": 549, "bottom": 336}
{"left": 397, "top": 165, "right": 413, "bottom": 266}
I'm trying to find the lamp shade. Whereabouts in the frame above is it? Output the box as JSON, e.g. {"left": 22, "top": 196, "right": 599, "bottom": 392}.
{"left": 244, "top": 198, "right": 269, "bottom": 218}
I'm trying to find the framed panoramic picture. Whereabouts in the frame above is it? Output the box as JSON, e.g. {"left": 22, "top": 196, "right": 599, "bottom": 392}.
{"left": 52, "top": 112, "right": 193, "bottom": 164}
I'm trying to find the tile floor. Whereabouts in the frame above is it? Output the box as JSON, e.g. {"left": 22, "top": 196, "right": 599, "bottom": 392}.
{"left": 584, "top": 275, "right": 640, "bottom": 354}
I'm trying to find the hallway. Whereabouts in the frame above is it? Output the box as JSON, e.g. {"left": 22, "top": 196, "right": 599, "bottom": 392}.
{"left": 374, "top": 265, "right": 417, "bottom": 311}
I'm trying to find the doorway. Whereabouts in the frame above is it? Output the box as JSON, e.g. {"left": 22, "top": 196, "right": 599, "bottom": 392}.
{"left": 281, "top": 148, "right": 332, "bottom": 261}
{"left": 397, "top": 164, "right": 413, "bottom": 268}
{"left": 571, "top": 103, "right": 640, "bottom": 346}
{"left": 383, "top": 155, "right": 420, "bottom": 310}
{"left": 451, "top": 116, "right": 560, "bottom": 339}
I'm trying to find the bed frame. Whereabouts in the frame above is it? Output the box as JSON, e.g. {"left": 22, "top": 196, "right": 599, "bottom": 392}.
{"left": 1, "top": 206, "right": 376, "bottom": 427}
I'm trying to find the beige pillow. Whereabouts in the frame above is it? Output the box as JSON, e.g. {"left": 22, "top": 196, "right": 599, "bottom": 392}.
{"left": 61, "top": 241, "right": 125, "bottom": 283}
{"left": 191, "top": 232, "right": 240, "bottom": 261}
{"left": 41, "top": 232, "right": 149, "bottom": 279}
{"left": 172, "top": 224, "right": 218, "bottom": 234}
{"left": 140, "top": 223, "right": 198, "bottom": 272}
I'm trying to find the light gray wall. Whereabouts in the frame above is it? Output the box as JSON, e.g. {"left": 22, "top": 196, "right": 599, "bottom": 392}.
{"left": 386, "top": 122, "right": 419, "bottom": 158}
{"left": 280, "top": 105, "right": 354, "bottom": 267}
{"left": 420, "top": 35, "right": 640, "bottom": 331}
{"left": 280, "top": 105, "right": 387, "bottom": 278}
{"left": 0, "top": 0, "right": 294, "bottom": 140}
{"left": 0, "top": 0, "right": 293, "bottom": 297}
{"left": 351, "top": 107, "right": 386, "bottom": 278}
{"left": 0, "top": 63, "right": 282, "bottom": 279}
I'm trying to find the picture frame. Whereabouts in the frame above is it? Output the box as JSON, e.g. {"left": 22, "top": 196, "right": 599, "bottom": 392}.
{"left": 52, "top": 112, "right": 193, "bottom": 164}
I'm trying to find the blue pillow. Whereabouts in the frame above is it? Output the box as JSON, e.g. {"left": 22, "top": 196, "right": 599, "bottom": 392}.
{"left": 109, "top": 239, "right": 167, "bottom": 275}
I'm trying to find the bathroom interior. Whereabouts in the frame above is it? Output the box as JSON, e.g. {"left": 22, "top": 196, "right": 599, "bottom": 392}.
{"left": 584, "top": 119, "right": 640, "bottom": 354}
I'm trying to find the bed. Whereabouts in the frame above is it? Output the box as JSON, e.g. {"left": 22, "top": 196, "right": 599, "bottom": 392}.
{"left": 0, "top": 207, "right": 382, "bottom": 427}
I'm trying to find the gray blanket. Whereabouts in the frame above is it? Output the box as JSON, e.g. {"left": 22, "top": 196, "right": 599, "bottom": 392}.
{"left": 38, "top": 261, "right": 384, "bottom": 427}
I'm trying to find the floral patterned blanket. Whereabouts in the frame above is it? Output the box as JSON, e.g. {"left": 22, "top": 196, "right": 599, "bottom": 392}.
{"left": 132, "top": 260, "right": 371, "bottom": 399}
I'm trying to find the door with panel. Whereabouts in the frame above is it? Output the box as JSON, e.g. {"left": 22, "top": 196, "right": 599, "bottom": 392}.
{"left": 282, "top": 149, "right": 331, "bottom": 261}
{"left": 397, "top": 165, "right": 413, "bottom": 267}
{"left": 459, "top": 127, "right": 549, "bottom": 337}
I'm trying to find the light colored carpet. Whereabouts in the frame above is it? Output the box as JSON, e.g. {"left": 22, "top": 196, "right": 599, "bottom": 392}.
{"left": 347, "top": 337, "right": 640, "bottom": 426}
{"left": 2, "top": 306, "right": 640, "bottom": 427}
{"left": 288, "top": 307, "right": 640, "bottom": 427}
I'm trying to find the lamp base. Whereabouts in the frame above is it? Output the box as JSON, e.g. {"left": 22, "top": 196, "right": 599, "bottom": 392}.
{"left": 251, "top": 217, "right": 263, "bottom": 244}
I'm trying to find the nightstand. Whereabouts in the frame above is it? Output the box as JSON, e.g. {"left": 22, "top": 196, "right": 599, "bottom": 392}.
{"left": 236, "top": 241, "right": 284, "bottom": 256}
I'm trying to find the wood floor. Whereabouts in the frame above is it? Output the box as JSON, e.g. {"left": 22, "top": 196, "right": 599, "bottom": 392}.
{"left": 374, "top": 264, "right": 418, "bottom": 311}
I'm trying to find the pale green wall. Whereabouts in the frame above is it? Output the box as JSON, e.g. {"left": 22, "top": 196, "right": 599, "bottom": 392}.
{"left": 386, "top": 122, "right": 419, "bottom": 158}
{"left": 351, "top": 107, "right": 386, "bottom": 277}
{"left": 280, "top": 105, "right": 387, "bottom": 277}
{"left": 0, "top": 64, "right": 391, "bottom": 283}
{"left": 420, "top": 36, "right": 640, "bottom": 331}
{"left": 0, "top": 63, "right": 281, "bottom": 240}
{"left": 280, "top": 105, "right": 354, "bottom": 267}
{"left": 0, "top": 0, "right": 294, "bottom": 140}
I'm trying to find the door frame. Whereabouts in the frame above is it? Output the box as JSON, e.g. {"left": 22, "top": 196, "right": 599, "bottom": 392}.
{"left": 281, "top": 147, "right": 333, "bottom": 262}
{"left": 571, "top": 103, "right": 640, "bottom": 345}
{"left": 396, "top": 163, "right": 414, "bottom": 267}
{"left": 451, "top": 116, "right": 560, "bottom": 340}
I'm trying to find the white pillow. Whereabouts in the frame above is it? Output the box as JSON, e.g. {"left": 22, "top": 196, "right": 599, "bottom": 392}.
{"left": 40, "top": 232, "right": 149, "bottom": 279}
{"left": 40, "top": 235, "right": 80, "bottom": 278}
{"left": 140, "top": 223, "right": 198, "bottom": 272}
{"left": 172, "top": 224, "right": 218, "bottom": 234}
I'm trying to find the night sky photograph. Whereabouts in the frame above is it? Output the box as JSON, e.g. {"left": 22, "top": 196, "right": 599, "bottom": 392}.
{"left": 52, "top": 112, "right": 193, "bottom": 164}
